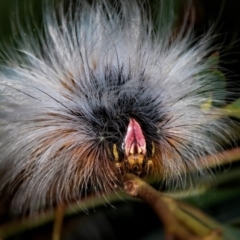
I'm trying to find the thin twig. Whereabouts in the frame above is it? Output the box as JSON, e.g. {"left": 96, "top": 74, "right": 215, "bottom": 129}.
{"left": 52, "top": 204, "right": 66, "bottom": 240}
{"left": 124, "top": 173, "right": 223, "bottom": 240}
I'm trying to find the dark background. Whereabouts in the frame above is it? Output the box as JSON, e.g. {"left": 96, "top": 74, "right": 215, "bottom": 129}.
{"left": 1, "top": 1, "right": 240, "bottom": 239}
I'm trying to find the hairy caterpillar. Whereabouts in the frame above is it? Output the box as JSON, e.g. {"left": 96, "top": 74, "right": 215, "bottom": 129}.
{"left": 0, "top": 0, "right": 237, "bottom": 215}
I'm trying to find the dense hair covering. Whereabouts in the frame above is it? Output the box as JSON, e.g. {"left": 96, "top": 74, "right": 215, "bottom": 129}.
{"left": 0, "top": 0, "right": 236, "bottom": 214}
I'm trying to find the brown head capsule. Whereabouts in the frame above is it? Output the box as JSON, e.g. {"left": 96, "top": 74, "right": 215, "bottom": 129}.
{"left": 113, "top": 118, "right": 153, "bottom": 177}
{"left": 123, "top": 118, "right": 151, "bottom": 175}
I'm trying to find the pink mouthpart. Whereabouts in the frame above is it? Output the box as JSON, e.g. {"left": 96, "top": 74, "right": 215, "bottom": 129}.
{"left": 124, "top": 118, "right": 146, "bottom": 156}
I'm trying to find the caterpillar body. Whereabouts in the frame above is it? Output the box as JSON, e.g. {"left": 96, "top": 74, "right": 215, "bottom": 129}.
{"left": 0, "top": 0, "right": 236, "bottom": 214}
